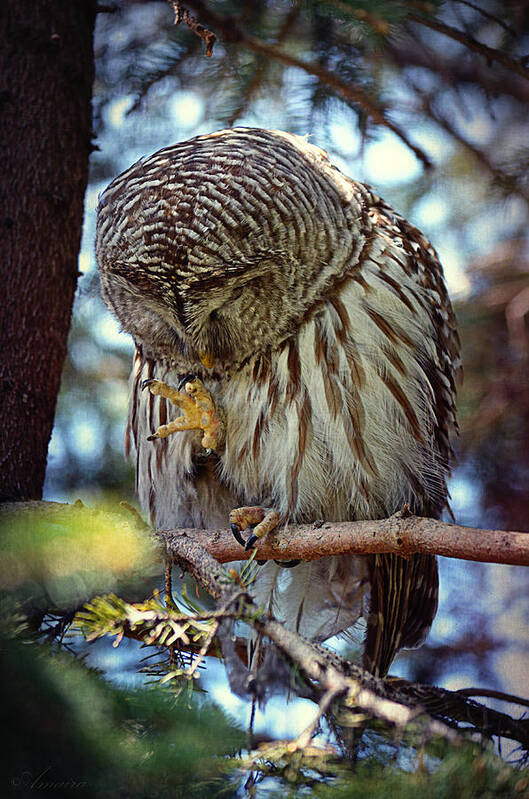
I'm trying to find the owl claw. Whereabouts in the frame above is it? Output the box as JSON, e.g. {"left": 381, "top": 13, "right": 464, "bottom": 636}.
{"left": 178, "top": 373, "right": 197, "bottom": 391}
{"left": 230, "top": 523, "right": 247, "bottom": 547}
{"left": 228, "top": 507, "right": 280, "bottom": 551}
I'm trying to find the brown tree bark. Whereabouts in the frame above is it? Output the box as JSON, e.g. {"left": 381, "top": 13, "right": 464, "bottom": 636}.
{"left": 0, "top": 0, "right": 97, "bottom": 500}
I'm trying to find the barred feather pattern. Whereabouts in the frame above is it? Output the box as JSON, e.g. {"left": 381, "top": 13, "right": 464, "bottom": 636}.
{"left": 96, "top": 128, "right": 460, "bottom": 676}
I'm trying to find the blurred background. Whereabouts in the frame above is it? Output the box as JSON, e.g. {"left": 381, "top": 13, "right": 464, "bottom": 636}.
{"left": 41, "top": 0, "right": 529, "bottom": 747}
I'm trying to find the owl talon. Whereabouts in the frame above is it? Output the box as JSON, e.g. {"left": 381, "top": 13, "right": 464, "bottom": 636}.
{"left": 231, "top": 523, "right": 247, "bottom": 547}
{"left": 178, "top": 373, "right": 197, "bottom": 391}
{"left": 228, "top": 506, "right": 280, "bottom": 550}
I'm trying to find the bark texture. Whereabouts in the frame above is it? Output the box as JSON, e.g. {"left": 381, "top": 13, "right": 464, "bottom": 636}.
{"left": 0, "top": 0, "right": 96, "bottom": 500}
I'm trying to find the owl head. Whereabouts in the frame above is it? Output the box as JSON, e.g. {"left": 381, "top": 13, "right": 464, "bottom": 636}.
{"left": 96, "top": 128, "right": 363, "bottom": 367}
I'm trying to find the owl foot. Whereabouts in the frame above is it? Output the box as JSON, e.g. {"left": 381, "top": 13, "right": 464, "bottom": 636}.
{"left": 142, "top": 376, "right": 224, "bottom": 452}
{"left": 229, "top": 506, "right": 279, "bottom": 551}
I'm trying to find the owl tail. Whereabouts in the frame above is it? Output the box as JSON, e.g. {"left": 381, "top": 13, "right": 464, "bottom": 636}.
{"left": 363, "top": 553, "right": 439, "bottom": 677}
{"left": 250, "top": 553, "right": 438, "bottom": 677}
{"left": 250, "top": 555, "right": 369, "bottom": 644}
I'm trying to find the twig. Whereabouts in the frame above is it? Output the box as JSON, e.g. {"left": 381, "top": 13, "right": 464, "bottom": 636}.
{"left": 451, "top": 0, "right": 517, "bottom": 37}
{"left": 168, "top": 1, "right": 216, "bottom": 57}
{"left": 384, "top": 32, "right": 529, "bottom": 104}
{"left": 406, "top": 79, "right": 529, "bottom": 205}
{"left": 408, "top": 12, "right": 529, "bottom": 81}
{"left": 164, "top": 560, "right": 174, "bottom": 606}
{"left": 290, "top": 687, "right": 344, "bottom": 751}
{"left": 226, "top": 3, "right": 301, "bottom": 127}
{"left": 324, "top": 0, "right": 391, "bottom": 35}
{"left": 456, "top": 688, "right": 529, "bottom": 710}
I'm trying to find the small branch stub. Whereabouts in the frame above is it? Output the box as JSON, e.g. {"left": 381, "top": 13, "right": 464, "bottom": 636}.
{"left": 169, "top": 1, "right": 216, "bottom": 57}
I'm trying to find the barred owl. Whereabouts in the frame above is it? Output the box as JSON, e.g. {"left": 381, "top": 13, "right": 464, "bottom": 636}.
{"left": 96, "top": 128, "right": 459, "bottom": 677}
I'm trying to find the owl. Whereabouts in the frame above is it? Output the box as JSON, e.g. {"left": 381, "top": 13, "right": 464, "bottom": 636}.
{"left": 96, "top": 128, "right": 459, "bottom": 677}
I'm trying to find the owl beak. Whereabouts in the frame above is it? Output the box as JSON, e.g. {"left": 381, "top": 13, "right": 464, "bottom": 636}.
{"left": 199, "top": 349, "right": 215, "bottom": 369}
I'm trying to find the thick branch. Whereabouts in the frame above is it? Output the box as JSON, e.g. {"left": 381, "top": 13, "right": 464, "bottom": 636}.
{"left": 158, "top": 513, "right": 529, "bottom": 567}
{"left": 163, "top": 528, "right": 459, "bottom": 740}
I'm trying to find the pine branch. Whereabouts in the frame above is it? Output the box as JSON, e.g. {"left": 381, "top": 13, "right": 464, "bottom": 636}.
{"left": 226, "top": 3, "right": 301, "bottom": 127}
{"left": 384, "top": 32, "right": 529, "bottom": 104}
{"left": 405, "top": 78, "right": 529, "bottom": 205}
{"left": 162, "top": 528, "right": 529, "bottom": 750}
{"left": 163, "top": 528, "right": 459, "bottom": 742}
{"left": 451, "top": 0, "right": 517, "bottom": 37}
{"left": 175, "top": 0, "right": 432, "bottom": 167}
{"left": 408, "top": 12, "right": 529, "bottom": 81}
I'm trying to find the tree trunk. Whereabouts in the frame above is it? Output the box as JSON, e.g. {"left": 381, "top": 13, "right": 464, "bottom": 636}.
{"left": 0, "top": 0, "right": 96, "bottom": 500}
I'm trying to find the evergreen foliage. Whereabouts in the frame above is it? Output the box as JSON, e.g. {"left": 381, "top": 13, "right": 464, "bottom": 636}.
{"left": 2, "top": 634, "right": 244, "bottom": 798}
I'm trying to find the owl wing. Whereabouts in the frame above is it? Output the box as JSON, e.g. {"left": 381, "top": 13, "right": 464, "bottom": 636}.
{"left": 360, "top": 192, "right": 460, "bottom": 675}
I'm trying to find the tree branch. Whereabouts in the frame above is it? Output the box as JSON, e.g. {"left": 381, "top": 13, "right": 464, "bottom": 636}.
{"left": 168, "top": 1, "right": 216, "bottom": 57}
{"left": 158, "top": 511, "right": 529, "bottom": 567}
{"left": 451, "top": 0, "right": 517, "bottom": 37}
{"left": 2, "top": 501, "right": 528, "bottom": 567}
{"left": 408, "top": 12, "right": 529, "bottom": 81}
{"left": 384, "top": 34, "right": 529, "bottom": 105}
{"left": 163, "top": 528, "right": 529, "bottom": 749}
{"left": 178, "top": 0, "right": 432, "bottom": 168}
{"left": 4, "top": 500, "right": 529, "bottom": 748}
{"left": 404, "top": 78, "right": 529, "bottom": 206}
{"left": 163, "top": 527, "right": 460, "bottom": 742}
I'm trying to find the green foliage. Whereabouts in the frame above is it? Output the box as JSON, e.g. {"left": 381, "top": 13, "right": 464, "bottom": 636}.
{"left": 1, "top": 634, "right": 244, "bottom": 798}
{"left": 73, "top": 551, "right": 261, "bottom": 685}
{"left": 0, "top": 504, "right": 159, "bottom": 613}
{"left": 75, "top": 591, "right": 220, "bottom": 683}
{"left": 4, "top": 626, "right": 528, "bottom": 799}
{"left": 4, "top": 631, "right": 526, "bottom": 799}
{"left": 235, "top": 738, "right": 528, "bottom": 797}
{"left": 325, "top": 747, "right": 527, "bottom": 798}
{"left": 94, "top": 0, "right": 526, "bottom": 166}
